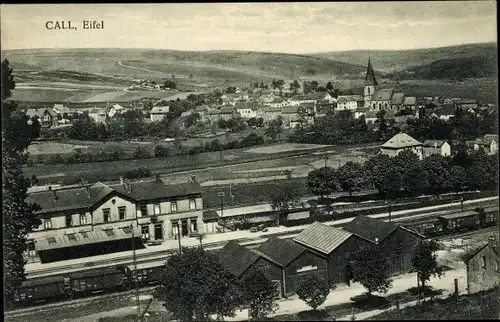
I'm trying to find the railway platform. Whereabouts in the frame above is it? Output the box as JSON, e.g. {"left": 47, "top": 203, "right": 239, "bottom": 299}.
{"left": 25, "top": 196, "right": 497, "bottom": 277}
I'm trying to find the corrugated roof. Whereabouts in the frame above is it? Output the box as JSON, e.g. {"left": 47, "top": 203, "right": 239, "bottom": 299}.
{"left": 372, "top": 88, "right": 394, "bottom": 101}
{"left": 256, "top": 236, "right": 305, "bottom": 267}
{"left": 35, "top": 226, "right": 141, "bottom": 251}
{"left": 380, "top": 133, "right": 422, "bottom": 149}
{"left": 218, "top": 241, "right": 260, "bottom": 277}
{"left": 294, "top": 221, "right": 353, "bottom": 255}
{"left": 342, "top": 215, "right": 399, "bottom": 244}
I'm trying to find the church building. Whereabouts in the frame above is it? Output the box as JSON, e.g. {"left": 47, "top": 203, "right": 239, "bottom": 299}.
{"left": 363, "top": 58, "right": 405, "bottom": 112}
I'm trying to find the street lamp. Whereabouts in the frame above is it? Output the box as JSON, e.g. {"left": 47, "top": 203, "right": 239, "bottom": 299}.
{"left": 386, "top": 201, "right": 392, "bottom": 222}
{"left": 218, "top": 192, "right": 225, "bottom": 233}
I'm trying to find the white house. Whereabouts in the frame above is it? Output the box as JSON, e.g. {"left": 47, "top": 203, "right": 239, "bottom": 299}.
{"left": 380, "top": 133, "right": 423, "bottom": 160}
{"left": 235, "top": 101, "right": 257, "bottom": 119}
{"left": 337, "top": 95, "right": 364, "bottom": 111}
{"left": 474, "top": 134, "right": 498, "bottom": 155}
{"left": 422, "top": 140, "right": 452, "bottom": 158}
{"left": 150, "top": 106, "right": 170, "bottom": 122}
{"left": 107, "top": 104, "right": 125, "bottom": 118}
{"left": 267, "top": 97, "right": 288, "bottom": 108}
{"left": 89, "top": 108, "right": 107, "bottom": 124}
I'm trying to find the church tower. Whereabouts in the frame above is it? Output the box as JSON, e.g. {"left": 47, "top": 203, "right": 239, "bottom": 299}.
{"left": 364, "top": 56, "right": 378, "bottom": 108}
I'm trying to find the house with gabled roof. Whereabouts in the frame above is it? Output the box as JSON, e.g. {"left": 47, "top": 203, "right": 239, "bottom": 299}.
{"left": 390, "top": 92, "right": 405, "bottom": 111}
{"left": 465, "top": 235, "right": 499, "bottom": 294}
{"left": 89, "top": 108, "right": 107, "bottom": 124}
{"left": 423, "top": 139, "right": 451, "bottom": 158}
{"left": 235, "top": 101, "right": 257, "bottom": 119}
{"left": 150, "top": 106, "right": 170, "bottom": 122}
{"left": 473, "top": 134, "right": 498, "bottom": 155}
{"left": 253, "top": 236, "right": 328, "bottom": 297}
{"left": 25, "top": 178, "right": 204, "bottom": 263}
{"left": 293, "top": 221, "right": 371, "bottom": 286}
{"left": 343, "top": 215, "right": 424, "bottom": 275}
{"left": 337, "top": 95, "right": 364, "bottom": 111}
{"left": 380, "top": 133, "right": 423, "bottom": 160}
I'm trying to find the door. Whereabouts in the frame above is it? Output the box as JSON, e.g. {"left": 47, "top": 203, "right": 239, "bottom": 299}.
{"left": 154, "top": 223, "right": 163, "bottom": 240}
{"left": 344, "top": 264, "right": 353, "bottom": 286}
{"left": 181, "top": 220, "right": 189, "bottom": 236}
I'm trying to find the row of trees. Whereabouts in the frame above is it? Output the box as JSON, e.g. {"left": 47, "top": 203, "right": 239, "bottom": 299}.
{"left": 307, "top": 149, "right": 498, "bottom": 200}
{"left": 31, "top": 132, "right": 267, "bottom": 165}
{"left": 155, "top": 237, "right": 443, "bottom": 321}
{"left": 2, "top": 59, "right": 41, "bottom": 308}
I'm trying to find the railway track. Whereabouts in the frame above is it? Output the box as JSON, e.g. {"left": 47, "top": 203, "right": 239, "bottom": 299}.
{"left": 27, "top": 197, "right": 497, "bottom": 279}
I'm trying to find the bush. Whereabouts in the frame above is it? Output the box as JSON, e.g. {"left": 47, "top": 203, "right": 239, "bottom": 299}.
{"left": 296, "top": 273, "right": 331, "bottom": 311}
{"left": 154, "top": 145, "right": 169, "bottom": 157}
{"left": 350, "top": 293, "right": 389, "bottom": 310}
{"left": 297, "top": 309, "right": 329, "bottom": 321}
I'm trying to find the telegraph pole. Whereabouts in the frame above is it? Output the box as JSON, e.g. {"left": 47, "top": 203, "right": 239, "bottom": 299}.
{"left": 218, "top": 192, "right": 225, "bottom": 232}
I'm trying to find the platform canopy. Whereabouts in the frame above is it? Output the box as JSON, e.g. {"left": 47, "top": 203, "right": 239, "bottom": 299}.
{"left": 35, "top": 226, "right": 142, "bottom": 252}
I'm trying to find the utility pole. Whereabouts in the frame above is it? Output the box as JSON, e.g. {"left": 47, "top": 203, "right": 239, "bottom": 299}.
{"left": 177, "top": 224, "right": 182, "bottom": 255}
{"left": 131, "top": 224, "right": 140, "bottom": 320}
{"left": 218, "top": 192, "right": 225, "bottom": 233}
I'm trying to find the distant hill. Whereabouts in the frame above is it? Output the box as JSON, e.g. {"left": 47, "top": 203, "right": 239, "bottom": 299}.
{"left": 392, "top": 55, "right": 498, "bottom": 80}
{"left": 311, "top": 42, "right": 497, "bottom": 72}
{"left": 1, "top": 48, "right": 367, "bottom": 84}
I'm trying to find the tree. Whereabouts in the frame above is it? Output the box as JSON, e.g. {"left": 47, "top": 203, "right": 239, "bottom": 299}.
{"left": 154, "top": 145, "right": 169, "bottom": 158}
{"left": 268, "top": 183, "right": 302, "bottom": 226}
{"left": 164, "top": 79, "right": 177, "bottom": 89}
{"left": 133, "top": 146, "right": 152, "bottom": 159}
{"left": 307, "top": 167, "right": 339, "bottom": 200}
{"left": 310, "top": 81, "right": 319, "bottom": 92}
{"left": 241, "top": 268, "right": 279, "bottom": 320}
{"left": 296, "top": 274, "right": 331, "bottom": 311}
{"left": 381, "top": 168, "right": 402, "bottom": 199}
{"left": 337, "top": 162, "right": 366, "bottom": 197}
{"left": 411, "top": 240, "right": 445, "bottom": 289}
{"left": 154, "top": 247, "right": 243, "bottom": 321}
{"left": 393, "top": 150, "right": 420, "bottom": 178}
{"left": 449, "top": 165, "right": 468, "bottom": 192}
{"left": 364, "top": 154, "right": 394, "bottom": 195}
{"left": 352, "top": 246, "right": 393, "bottom": 295}
{"left": 402, "top": 166, "right": 429, "bottom": 196}
{"left": 2, "top": 59, "right": 42, "bottom": 308}
{"left": 265, "top": 118, "right": 283, "bottom": 142}
{"left": 217, "top": 118, "right": 227, "bottom": 129}
{"left": 422, "top": 155, "right": 451, "bottom": 194}
{"left": 326, "top": 82, "right": 334, "bottom": 91}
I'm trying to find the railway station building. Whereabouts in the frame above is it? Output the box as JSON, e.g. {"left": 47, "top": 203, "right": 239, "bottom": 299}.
{"left": 25, "top": 178, "right": 204, "bottom": 263}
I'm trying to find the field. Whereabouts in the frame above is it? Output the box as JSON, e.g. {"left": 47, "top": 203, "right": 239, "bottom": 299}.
{"left": 27, "top": 142, "right": 90, "bottom": 155}
{"left": 244, "top": 143, "right": 331, "bottom": 154}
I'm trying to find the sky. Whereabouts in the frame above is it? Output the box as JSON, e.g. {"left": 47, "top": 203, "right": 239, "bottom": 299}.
{"left": 1, "top": 2, "right": 497, "bottom": 53}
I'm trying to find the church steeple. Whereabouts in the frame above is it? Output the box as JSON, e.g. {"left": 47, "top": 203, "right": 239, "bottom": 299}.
{"left": 364, "top": 56, "right": 378, "bottom": 86}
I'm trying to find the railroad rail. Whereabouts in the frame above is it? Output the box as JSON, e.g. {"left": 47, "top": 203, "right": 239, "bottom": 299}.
{"left": 27, "top": 197, "right": 497, "bottom": 279}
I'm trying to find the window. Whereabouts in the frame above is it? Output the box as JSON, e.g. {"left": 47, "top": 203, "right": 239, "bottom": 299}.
{"left": 482, "top": 256, "right": 487, "bottom": 269}
{"left": 27, "top": 240, "right": 36, "bottom": 257}
{"left": 67, "top": 233, "right": 77, "bottom": 242}
{"left": 189, "top": 199, "right": 196, "bottom": 210}
{"left": 141, "top": 225, "right": 150, "bottom": 240}
{"left": 81, "top": 232, "right": 89, "bottom": 239}
{"left": 104, "top": 229, "right": 115, "bottom": 237}
{"left": 140, "top": 205, "right": 148, "bottom": 217}
{"left": 44, "top": 219, "right": 52, "bottom": 230}
{"left": 122, "top": 227, "right": 132, "bottom": 234}
{"left": 118, "top": 206, "right": 126, "bottom": 220}
{"left": 170, "top": 202, "right": 178, "bottom": 213}
{"left": 103, "top": 208, "right": 110, "bottom": 222}
{"left": 79, "top": 214, "right": 87, "bottom": 225}
{"left": 154, "top": 204, "right": 161, "bottom": 215}
{"left": 48, "top": 237, "right": 57, "bottom": 244}
{"left": 65, "top": 215, "right": 72, "bottom": 227}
